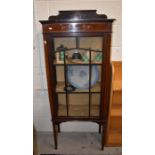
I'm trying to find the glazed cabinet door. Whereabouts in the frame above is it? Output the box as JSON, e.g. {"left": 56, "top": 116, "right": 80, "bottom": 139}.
{"left": 44, "top": 34, "right": 108, "bottom": 119}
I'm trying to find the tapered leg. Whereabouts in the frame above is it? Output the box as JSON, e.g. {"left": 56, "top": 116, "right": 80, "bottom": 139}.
{"left": 99, "top": 124, "right": 102, "bottom": 134}
{"left": 101, "top": 124, "right": 105, "bottom": 150}
{"left": 58, "top": 124, "right": 61, "bottom": 133}
{"left": 52, "top": 122, "right": 58, "bottom": 149}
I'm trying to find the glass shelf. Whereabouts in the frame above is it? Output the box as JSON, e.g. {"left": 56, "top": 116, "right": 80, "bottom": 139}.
{"left": 53, "top": 58, "right": 102, "bottom": 66}
{"left": 56, "top": 81, "right": 101, "bottom": 93}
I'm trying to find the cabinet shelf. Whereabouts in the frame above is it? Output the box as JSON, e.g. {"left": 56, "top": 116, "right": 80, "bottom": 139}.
{"left": 53, "top": 59, "right": 102, "bottom": 66}
{"left": 56, "top": 81, "right": 101, "bottom": 93}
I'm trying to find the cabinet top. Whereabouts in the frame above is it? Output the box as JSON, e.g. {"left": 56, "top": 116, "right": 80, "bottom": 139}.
{"left": 40, "top": 10, "right": 115, "bottom": 24}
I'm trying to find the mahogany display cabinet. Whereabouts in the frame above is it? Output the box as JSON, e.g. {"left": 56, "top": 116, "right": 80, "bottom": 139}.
{"left": 40, "top": 10, "right": 115, "bottom": 150}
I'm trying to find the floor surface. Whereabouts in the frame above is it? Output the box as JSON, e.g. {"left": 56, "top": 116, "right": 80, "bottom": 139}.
{"left": 37, "top": 132, "right": 122, "bottom": 155}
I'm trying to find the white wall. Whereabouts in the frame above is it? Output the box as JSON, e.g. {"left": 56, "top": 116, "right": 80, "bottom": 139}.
{"left": 33, "top": 0, "right": 122, "bottom": 132}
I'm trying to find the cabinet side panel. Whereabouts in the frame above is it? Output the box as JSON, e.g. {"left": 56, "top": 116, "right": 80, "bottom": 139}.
{"left": 42, "top": 33, "right": 55, "bottom": 118}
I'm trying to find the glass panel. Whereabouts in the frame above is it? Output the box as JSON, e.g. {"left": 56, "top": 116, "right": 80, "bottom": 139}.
{"left": 54, "top": 37, "right": 76, "bottom": 50}
{"left": 68, "top": 94, "right": 89, "bottom": 117}
{"left": 53, "top": 37, "right": 103, "bottom": 118}
{"left": 57, "top": 94, "right": 67, "bottom": 116}
{"left": 53, "top": 37, "right": 103, "bottom": 65}
{"left": 79, "top": 37, "right": 102, "bottom": 50}
{"left": 91, "top": 94, "right": 100, "bottom": 116}
{"left": 56, "top": 66, "right": 65, "bottom": 82}
{"left": 79, "top": 37, "right": 103, "bottom": 64}
{"left": 54, "top": 37, "right": 103, "bottom": 50}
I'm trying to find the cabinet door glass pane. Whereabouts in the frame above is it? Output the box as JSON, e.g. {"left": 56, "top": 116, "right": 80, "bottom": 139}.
{"left": 79, "top": 37, "right": 102, "bottom": 50}
{"left": 53, "top": 37, "right": 103, "bottom": 117}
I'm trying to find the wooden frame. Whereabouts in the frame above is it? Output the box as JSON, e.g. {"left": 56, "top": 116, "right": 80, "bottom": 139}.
{"left": 40, "top": 10, "right": 115, "bottom": 150}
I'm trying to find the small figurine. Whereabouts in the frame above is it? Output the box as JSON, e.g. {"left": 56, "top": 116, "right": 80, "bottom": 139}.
{"left": 82, "top": 51, "right": 96, "bottom": 63}
{"left": 64, "top": 83, "right": 76, "bottom": 92}
{"left": 82, "top": 54, "right": 89, "bottom": 63}
{"left": 71, "top": 50, "right": 82, "bottom": 63}
{"left": 94, "top": 53, "right": 102, "bottom": 62}
{"left": 55, "top": 52, "right": 60, "bottom": 63}
{"left": 60, "top": 51, "right": 64, "bottom": 61}
{"left": 56, "top": 44, "right": 67, "bottom": 64}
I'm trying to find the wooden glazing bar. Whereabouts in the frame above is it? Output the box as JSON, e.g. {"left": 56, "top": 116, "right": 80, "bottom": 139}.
{"left": 54, "top": 63, "right": 102, "bottom": 66}
{"left": 76, "top": 37, "right": 79, "bottom": 48}
{"left": 56, "top": 81, "right": 101, "bottom": 93}
{"left": 100, "top": 37, "right": 105, "bottom": 118}
{"left": 88, "top": 49, "right": 92, "bottom": 117}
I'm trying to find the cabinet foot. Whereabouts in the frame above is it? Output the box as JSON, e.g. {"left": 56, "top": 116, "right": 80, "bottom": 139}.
{"left": 99, "top": 124, "right": 102, "bottom": 134}
{"left": 58, "top": 124, "right": 61, "bottom": 133}
{"left": 101, "top": 124, "right": 106, "bottom": 150}
{"left": 52, "top": 122, "right": 58, "bottom": 149}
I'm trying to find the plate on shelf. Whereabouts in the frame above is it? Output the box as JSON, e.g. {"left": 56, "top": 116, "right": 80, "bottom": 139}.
{"left": 67, "top": 65, "right": 99, "bottom": 89}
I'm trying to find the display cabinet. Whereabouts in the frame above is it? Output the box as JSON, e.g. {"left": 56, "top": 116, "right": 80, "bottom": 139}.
{"left": 40, "top": 10, "right": 115, "bottom": 150}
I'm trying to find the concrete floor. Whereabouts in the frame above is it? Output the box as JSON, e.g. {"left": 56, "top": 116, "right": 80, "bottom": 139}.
{"left": 37, "top": 132, "right": 122, "bottom": 155}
